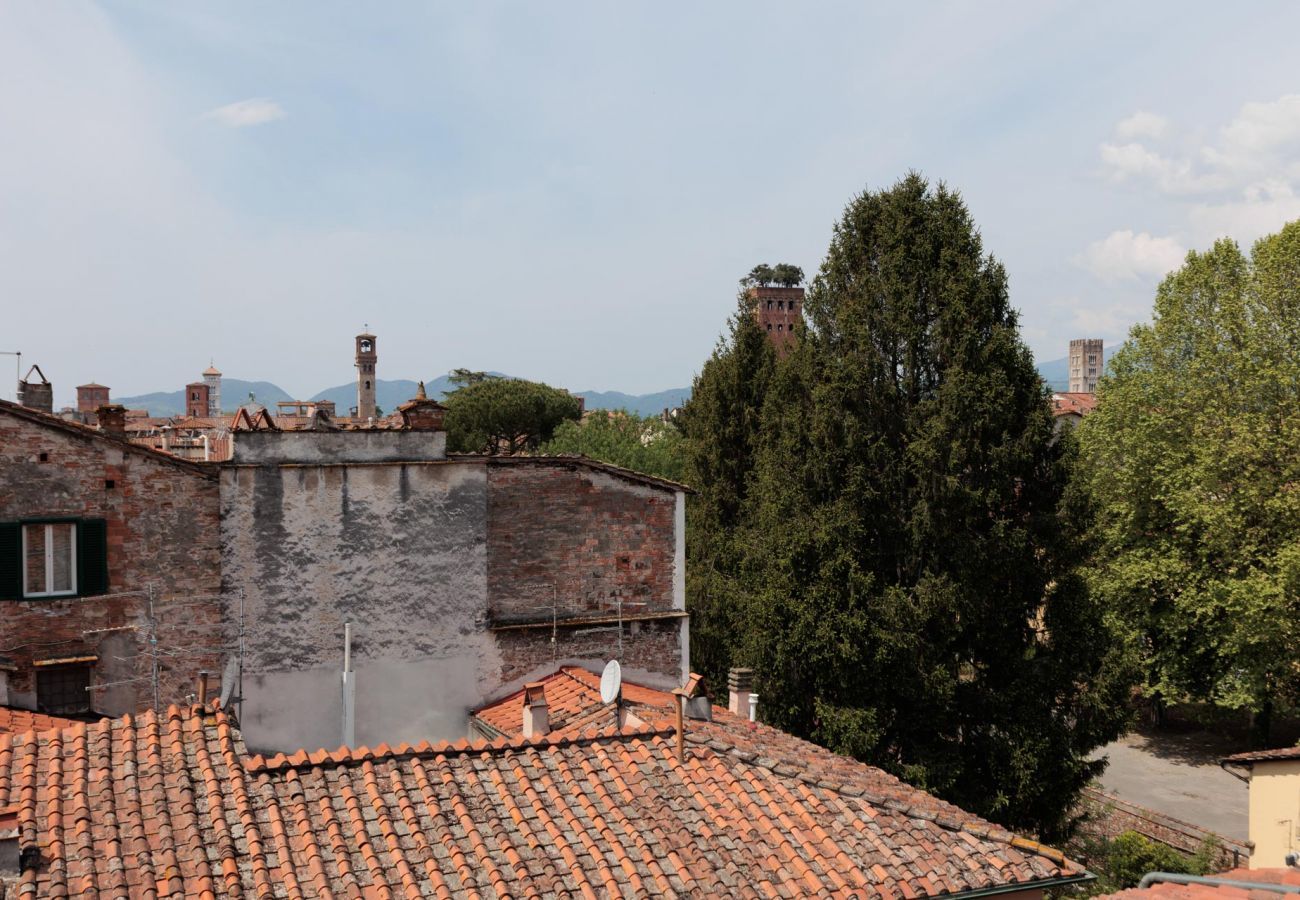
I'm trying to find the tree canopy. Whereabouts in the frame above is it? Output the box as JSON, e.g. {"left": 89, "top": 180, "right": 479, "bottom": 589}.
{"left": 741, "top": 262, "right": 805, "bottom": 288}
{"left": 442, "top": 377, "right": 582, "bottom": 454}
{"left": 688, "top": 174, "right": 1131, "bottom": 839}
{"left": 1080, "top": 223, "right": 1300, "bottom": 743}
{"left": 538, "top": 411, "right": 685, "bottom": 482}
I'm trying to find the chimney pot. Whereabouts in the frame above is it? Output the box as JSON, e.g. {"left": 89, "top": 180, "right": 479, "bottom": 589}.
{"left": 522, "top": 682, "right": 549, "bottom": 738}
{"left": 97, "top": 404, "right": 127, "bottom": 436}
{"left": 727, "top": 667, "right": 753, "bottom": 719}
{"left": 197, "top": 671, "right": 209, "bottom": 705}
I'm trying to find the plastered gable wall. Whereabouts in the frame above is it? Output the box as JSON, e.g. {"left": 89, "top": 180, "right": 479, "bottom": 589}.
{"left": 1246, "top": 759, "right": 1300, "bottom": 868}
{"left": 0, "top": 408, "right": 222, "bottom": 715}
{"left": 220, "top": 460, "right": 494, "bottom": 752}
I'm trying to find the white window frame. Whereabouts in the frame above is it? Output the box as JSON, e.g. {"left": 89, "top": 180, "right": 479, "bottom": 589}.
{"left": 21, "top": 522, "right": 77, "bottom": 599}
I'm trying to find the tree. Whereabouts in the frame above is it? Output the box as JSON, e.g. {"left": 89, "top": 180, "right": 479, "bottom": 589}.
{"left": 771, "top": 263, "right": 804, "bottom": 287}
{"left": 442, "top": 377, "right": 581, "bottom": 454}
{"left": 538, "top": 411, "right": 685, "bottom": 482}
{"left": 728, "top": 174, "right": 1130, "bottom": 838}
{"left": 1080, "top": 225, "right": 1300, "bottom": 745}
{"left": 678, "top": 287, "right": 778, "bottom": 687}
{"left": 740, "top": 262, "right": 805, "bottom": 288}
{"left": 448, "top": 368, "right": 496, "bottom": 387}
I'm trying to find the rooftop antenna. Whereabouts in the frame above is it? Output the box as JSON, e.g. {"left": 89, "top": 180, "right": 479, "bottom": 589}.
{"left": 0, "top": 351, "right": 19, "bottom": 402}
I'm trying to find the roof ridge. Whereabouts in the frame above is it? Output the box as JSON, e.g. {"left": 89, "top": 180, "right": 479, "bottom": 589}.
{"left": 0, "top": 398, "right": 217, "bottom": 477}
{"left": 247, "top": 724, "right": 676, "bottom": 774}
{"left": 683, "top": 729, "right": 1074, "bottom": 870}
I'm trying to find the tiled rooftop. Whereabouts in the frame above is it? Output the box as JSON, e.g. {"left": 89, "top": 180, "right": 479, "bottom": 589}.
{"left": 1099, "top": 868, "right": 1300, "bottom": 900}
{"left": 0, "top": 685, "right": 1087, "bottom": 898}
{"left": 1052, "top": 392, "right": 1098, "bottom": 417}
{"left": 0, "top": 706, "right": 82, "bottom": 736}
{"left": 1222, "top": 743, "right": 1300, "bottom": 764}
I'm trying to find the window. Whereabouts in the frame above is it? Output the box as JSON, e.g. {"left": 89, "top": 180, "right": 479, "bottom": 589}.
{"left": 23, "top": 523, "right": 76, "bottom": 598}
{"left": 37, "top": 664, "right": 91, "bottom": 716}
{"left": 777, "top": 300, "right": 784, "bottom": 310}
{"left": 777, "top": 324, "right": 784, "bottom": 332}
{"left": 0, "top": 519, "right": 107, "bottom": 601}
{"left": 766, "top": 323, "right": 772, "bottom": 331}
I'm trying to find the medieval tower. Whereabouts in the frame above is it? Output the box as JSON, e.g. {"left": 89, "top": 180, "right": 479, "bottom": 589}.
{"left": 356, "top": 331, "right": 377, "bottom": 420}
{"left": 751, "top": 286, "right": 804, "bottom": 357}
{"left": 203, "top": 363, "right": 222, "bottom": 416}
{"left": 1068, "top": 338, "right": 1103, "bottom": 393}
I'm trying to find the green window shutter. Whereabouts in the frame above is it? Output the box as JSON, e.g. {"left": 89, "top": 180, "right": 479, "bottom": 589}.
{"left": 77, "top": 519, "right": 109, "bottom": 597}
{"left": 0, "top": 522, "right": 20, "bottom": 600}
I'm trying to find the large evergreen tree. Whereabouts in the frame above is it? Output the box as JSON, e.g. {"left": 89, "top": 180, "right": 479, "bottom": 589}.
{"left": 679, "top": 288, "right": 778, "bottom": 687}
{"left": 733, "top": 175, "right": 1130, "bottom": 838}
{"left": 1081, "top": 225, "right": 1300, "bottom": 744}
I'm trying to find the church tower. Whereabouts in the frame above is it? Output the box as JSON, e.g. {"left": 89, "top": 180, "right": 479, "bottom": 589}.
{"left": 355, "top": 332, "right": 377, "bottom": 420}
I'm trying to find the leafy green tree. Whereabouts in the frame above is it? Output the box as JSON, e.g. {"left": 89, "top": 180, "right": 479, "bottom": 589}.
{"left": 741, "top": 264, "right": 776, "bottom": 288}
{"left": 443, "top": 377, "right": 581, "bottom": 454}
{"left": 538, "top": 411, "right": 685, "bottom": 482}
{"left": 731, "top": 174, "right": 1131, "bottom": 839}
{"left": 1080, "top": 224, "right": 1300, "bottom": 744}
{"left": 771, "top": 263, "right": 804, "bottom": 287}
{"left": 678, "top": 288, "right": 778, "bottom": 687}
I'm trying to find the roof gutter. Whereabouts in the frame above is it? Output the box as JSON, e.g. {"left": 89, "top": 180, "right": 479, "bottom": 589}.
{"left": 1219, "top": 758, "right": 1252, "bottom": 783}
{"left": 948, "top": 872, "right": 1094, "bottom": 900}
{"left": 1139, "top": 873, "right": 1300, "bottom": 895}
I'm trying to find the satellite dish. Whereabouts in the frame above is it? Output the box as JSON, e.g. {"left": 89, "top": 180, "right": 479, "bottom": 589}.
{"left": 600, "top": 659, "right": 622, "bottom": 705}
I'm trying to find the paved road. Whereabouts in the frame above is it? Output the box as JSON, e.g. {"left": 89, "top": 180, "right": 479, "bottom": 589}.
{"left": 1092, "top": 730, "right": 1249, "bottom": 840}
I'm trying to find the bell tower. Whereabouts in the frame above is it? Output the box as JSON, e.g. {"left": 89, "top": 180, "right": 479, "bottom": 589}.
{"left": 355, "top": 331, "right": 377, "bottom": 420}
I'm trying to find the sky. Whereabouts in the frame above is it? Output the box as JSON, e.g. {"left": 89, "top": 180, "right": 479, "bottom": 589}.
{"left": 4, "top": 3, "right": 1300, "bottom": 405}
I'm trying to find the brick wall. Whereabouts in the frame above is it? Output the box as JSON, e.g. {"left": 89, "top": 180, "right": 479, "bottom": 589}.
{"left": 1074, "top": 787, "right": 1250, "bottom": 870}
{"left": 486, "top": 459, "right": 679, "bottom": 626}
{"left": 0, "top": 405, "right": 222, "bottom": 716}
{"left": 493, "top": 617, "right": 684, "bottom": 686}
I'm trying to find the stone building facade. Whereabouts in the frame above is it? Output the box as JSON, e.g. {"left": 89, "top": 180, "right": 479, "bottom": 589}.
{"left": 220, "top": 428, "right": 688, "bottom": 753}
{"left": 1068, "top": 338, "right": 1104, "bottom": 393}
{"left": 0, "top": 399, "right": 223, "bottom": 718}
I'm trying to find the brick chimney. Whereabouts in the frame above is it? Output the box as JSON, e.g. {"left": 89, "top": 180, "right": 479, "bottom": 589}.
{"left": 17, "top": 365, "right": 53, "bottom": 413}
{"left": 97, "top": 404, "right": 127, "bottom": 436}
{"left": 522, "top": 682, "right": 549, "bottom": 738}
{"left": 727, "top": 668, "right": 753, "bottom": 719}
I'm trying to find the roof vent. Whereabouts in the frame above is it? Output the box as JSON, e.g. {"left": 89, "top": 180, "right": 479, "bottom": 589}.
{"left": 523, "top": 682, "right": 549, "bottom": 738}
{"left": 728, "top": 668, "right": 753, "bottom": 719}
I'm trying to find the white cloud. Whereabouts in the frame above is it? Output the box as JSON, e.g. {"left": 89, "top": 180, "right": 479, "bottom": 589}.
{"left": 1115, "top": 110, "right": 1168, "bottom": 140}
{"left": 1077, "top": 230, "right": 1186, "bottom": 282}
{"left": 202, "top": 97, "right": 285, "bottom": 128}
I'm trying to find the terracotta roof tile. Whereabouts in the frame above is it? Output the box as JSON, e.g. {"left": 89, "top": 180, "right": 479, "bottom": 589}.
{"left": 1, "top": 686, "right": 1086, "bottom": 898}
{"left": 0, "top": 706, "right": 84, "bottom": 736}
{"left": 1222, "top": 743, "right": 1300, "bottom": 764}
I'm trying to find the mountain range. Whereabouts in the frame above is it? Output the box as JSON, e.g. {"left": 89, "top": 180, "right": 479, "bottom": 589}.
{"left": 113, "top": 350, "right": 1113, "bottom": 417}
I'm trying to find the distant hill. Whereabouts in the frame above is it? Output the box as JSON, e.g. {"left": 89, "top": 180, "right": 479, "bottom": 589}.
{"left": 115, "top": 379, "right": 294, "bottom": 416}
{"left": 110, "top": 351, "right": 1116, "bottom": 419}
{"left": 574, "top": 387, "right": 691, "bottom": 417}
{"left": 1036, "top": 346, "right": 1119, "bottom": 392}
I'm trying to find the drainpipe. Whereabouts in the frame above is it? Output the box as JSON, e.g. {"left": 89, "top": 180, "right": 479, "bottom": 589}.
{"left": 200, "top": 433, "right": 211, "bottom": 461}
{"left": 341, "top": 623, "right": 356, "bottom": 748}
{"left": 1138, "top": 874, "right": 1300, "bottom": 895}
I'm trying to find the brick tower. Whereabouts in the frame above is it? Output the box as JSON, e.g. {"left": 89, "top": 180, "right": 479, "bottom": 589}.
{"left": 752, "top": 286, "right": 805, "bottom": 357}
{"left": 1068, "top": 339, "right": 1103, "bottom": 393}
{"left": 355, "top": 332, "right": 377, "bottom": 420}
{"left": 185, "top": 381, "right": 210, "bottom": 418}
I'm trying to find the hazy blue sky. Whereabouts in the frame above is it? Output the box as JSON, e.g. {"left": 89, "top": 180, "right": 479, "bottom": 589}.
{"left": 4, "top": 3, "right": 1300, "bottom": 404}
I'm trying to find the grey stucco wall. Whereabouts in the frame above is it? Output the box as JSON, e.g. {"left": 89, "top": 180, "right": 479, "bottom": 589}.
{"left": 221, "top": 460, "right": 498, "bottom": 751}
{"left": 232, "top": 430, "right": 447, "bottom": 465}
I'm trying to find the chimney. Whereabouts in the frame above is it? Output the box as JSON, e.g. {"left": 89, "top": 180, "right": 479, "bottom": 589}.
{"left": 523, "top": 682, "right": 549, "bottom": 738}
{"left": 17, "top": 365, "right": 53, "bottom": 413}
{"left": 727, "top": 668, "right": 753, "bottom": 719}
{"left": 197, "top": 671, "right": 209, "bottom": 705}
{"left": 97, "top": 404, "right": 127, "bottom": 436}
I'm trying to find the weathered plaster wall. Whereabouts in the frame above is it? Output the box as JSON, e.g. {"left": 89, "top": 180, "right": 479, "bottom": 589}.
{"left": 221, "top": 460, "right": 495, "bottom": 751}
{"left": 232, "top": 430, "right": 446, "bottom": 465}
{"left": 0, "top": 407, "right": 222, "bottom": 715}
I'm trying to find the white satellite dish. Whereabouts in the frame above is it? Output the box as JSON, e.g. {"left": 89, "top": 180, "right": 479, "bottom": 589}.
{"left": 600, "top": 659, "right": 622, "bottom": 705}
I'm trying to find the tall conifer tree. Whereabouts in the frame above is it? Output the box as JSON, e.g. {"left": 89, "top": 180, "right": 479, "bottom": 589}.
{"left": 734, "top": 175, "right": 1130, "bottom": 838}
